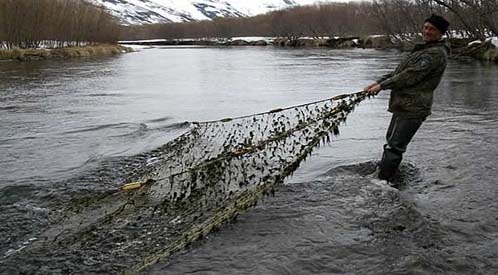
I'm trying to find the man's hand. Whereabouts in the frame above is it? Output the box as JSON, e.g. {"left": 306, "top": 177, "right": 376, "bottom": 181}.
{"left": 365, "top": 82, "right": 382, "bottom": 95}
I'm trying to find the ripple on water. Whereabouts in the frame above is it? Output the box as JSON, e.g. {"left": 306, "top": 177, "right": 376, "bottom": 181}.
{"left": 146, "top": 162, "right": 478, "bottom": 274}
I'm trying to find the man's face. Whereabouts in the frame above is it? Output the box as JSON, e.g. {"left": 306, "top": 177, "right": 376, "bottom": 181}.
{"left": 422, "top": 22, "right": 443, "bottom": 42}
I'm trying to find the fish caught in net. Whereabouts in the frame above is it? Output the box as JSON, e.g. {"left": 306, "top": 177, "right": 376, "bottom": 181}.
{"left": 1, "top": 90, "right": 370, "bottom": 274}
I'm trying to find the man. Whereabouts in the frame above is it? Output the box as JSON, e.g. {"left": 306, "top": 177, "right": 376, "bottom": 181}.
{"left": 365, "top": 14, "right": 450, "bottom": 184}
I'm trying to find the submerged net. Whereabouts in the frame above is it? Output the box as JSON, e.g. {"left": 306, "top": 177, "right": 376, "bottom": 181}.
{"left": 2, "top": 91, "right": 370, "bottom": 274}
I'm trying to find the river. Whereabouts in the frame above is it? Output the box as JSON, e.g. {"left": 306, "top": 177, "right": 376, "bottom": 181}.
{"left": 1, "top": 46, "right": 497, "bottom": 274}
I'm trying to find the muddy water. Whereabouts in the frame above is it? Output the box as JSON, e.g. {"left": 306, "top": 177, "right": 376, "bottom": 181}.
{"left": 1, "top": 47, "right": 497, "bottom": 274}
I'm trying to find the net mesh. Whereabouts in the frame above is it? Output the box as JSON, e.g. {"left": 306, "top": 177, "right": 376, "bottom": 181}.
{"left": 128, "top": 91, "right": 368, "bottom": 206}
{"left": 3, "top": 91, "right": 370, "bottom": 274}
{"left": 116, "top": 91, "right": 369, "bottom": 271}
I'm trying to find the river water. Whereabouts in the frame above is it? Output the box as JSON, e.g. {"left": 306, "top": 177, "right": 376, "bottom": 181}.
{"left": 1, "top": 47, "right": 497, "bottom": 274}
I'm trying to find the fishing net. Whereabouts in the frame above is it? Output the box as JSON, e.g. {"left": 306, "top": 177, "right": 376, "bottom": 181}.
{"left": 2, "top": 91, "right": 370, "bottom": 274}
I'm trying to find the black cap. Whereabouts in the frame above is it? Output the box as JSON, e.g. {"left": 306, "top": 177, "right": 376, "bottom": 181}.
{"left": 425, "top": 14, "right": 449, "bottom": 34}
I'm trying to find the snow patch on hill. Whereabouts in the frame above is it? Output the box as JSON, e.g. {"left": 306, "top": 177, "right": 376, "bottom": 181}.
{"left": 90, "top": 0, "right": 349, "bottom": 25}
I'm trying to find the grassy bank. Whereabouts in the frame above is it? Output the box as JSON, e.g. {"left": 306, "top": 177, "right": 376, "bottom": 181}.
{"left": 0, "top": 44, "right": 133, "bottom": 61}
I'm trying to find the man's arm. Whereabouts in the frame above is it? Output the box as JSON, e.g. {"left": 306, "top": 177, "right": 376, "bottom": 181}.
{"left": 377, "top": 71, "right": 394, "bottom": 84}
{"left": 364, "top": 69, "right": 396, "bottom": 95}
{"left": 366, "top": 51, "right": 444, "bottom": 95}
{"left": 379, "top": 53, "right": 439, "bottom": 91}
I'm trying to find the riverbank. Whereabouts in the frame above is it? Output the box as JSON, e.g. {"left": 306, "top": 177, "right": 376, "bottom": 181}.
{"left": 119, "top": 36, "right": 383, "bottom": 49}
{"left": 451, "top": 38, "right": 498, "bottom": 62}
{"left": 120, "top": 36, "right": 498, "bottom": 62}
{"left": 0, "top": 44, "right": 133, "bottom": 61}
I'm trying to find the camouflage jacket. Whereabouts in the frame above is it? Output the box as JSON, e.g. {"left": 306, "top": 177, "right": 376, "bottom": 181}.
{"left": 378, "top": 40, "right": 449, "bottom": 118}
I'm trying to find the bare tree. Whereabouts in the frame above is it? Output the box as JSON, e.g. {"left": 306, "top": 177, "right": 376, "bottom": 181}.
{"left": 120, "top": 0, "right": 496, "bottom": 43}
{"left": 0, "top": 0, "right": 121, "bottom": 49}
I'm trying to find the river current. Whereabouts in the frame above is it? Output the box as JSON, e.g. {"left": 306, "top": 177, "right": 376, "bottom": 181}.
{"left": 1, "top": 47, "right": 497, "bottom": 274}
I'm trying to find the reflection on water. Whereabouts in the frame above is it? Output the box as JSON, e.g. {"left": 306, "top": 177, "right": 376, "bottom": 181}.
{"left": 1, "top": 47, "right": 497, "bottom": 274}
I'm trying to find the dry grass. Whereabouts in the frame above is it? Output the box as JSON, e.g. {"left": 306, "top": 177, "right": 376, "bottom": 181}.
{"left": 0, "top": 44, "right": 132, "bottom": 61}
{"left": 55, "top": 44, "right": 131, "bottom": 58}
{"left": 0, "top": 49, "right": 21, "bottom": 60}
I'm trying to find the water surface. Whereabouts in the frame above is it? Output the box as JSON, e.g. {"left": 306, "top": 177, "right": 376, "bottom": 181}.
{"left": 1, "top": 47, "right": 497, "bottom": 274}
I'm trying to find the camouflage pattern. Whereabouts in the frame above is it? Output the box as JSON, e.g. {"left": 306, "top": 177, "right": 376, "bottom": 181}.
{"left": 378, "top": 40, "right": 449, "bottom": 118}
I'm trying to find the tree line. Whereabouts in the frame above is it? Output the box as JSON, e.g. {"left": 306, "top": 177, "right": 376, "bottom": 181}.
{"left": 123, "top": 0, "right": 498, "bottom": 42}
{"left": 122, "top": 3, "right": 381, "bottom": 41}
{"left": 1, "top": 0, "right": 496, "bottom": 49}
{"left": 0, "top": 0, "right": 121, "bottom": 49}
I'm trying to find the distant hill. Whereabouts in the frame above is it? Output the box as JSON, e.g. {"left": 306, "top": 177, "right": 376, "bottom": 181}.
{"left": 89, "top": 0, "right": 345, "bottom": 25}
